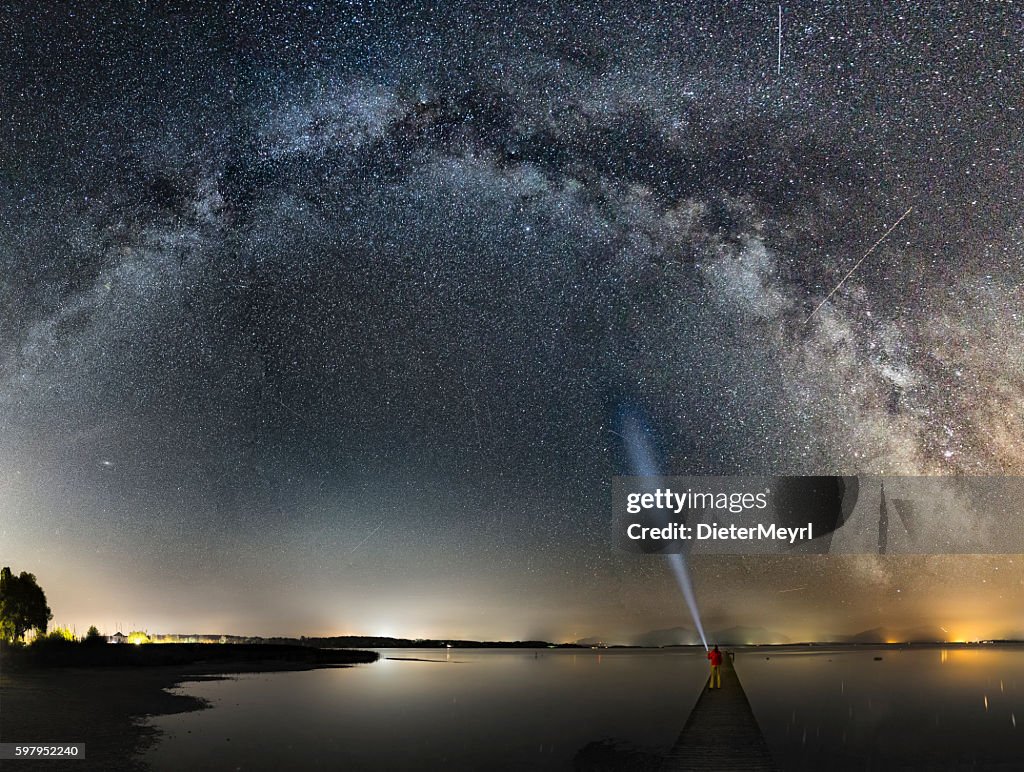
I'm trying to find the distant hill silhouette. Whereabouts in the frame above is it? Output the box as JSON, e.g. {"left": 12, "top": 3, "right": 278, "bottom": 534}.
{"left": 709, "top": 626, "right": 792, "bottom": 645}
{"left": 630, "top": 626, "right": 703, "bottom": 647}
{"left": 624, "top": 625, "right": 791, "bottom": 647}
{"left": 835, "top": 625, "right": 970, "bottom": 643}
{"left": 278, "top": 635, "right": 582, "bottom": 649}
{"left": 839, "top": 626, "right": 893, "bottom": 644}
{"left": 902, "top": 625, "right": 956, "bottom": 643}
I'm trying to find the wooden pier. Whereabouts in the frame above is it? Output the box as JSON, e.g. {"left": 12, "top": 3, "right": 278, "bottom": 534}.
{"left": 662, "top": 654, "right": 777, "bottom": 771}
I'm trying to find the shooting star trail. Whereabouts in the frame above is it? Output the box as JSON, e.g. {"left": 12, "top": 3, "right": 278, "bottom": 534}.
{"left": 276, "top": 397, "right": 306, "bottom": 422}
{"left": 778, "top": 5, "right": 782, "bottom": 75}
{"left": 805, "top": 206, "right": 914, "bottom": 323}
{"left": 347, "top": 521, "right": 383, "bottom": 556}
{"left": 778, "top": 586, "right": 807, "bottom": 593}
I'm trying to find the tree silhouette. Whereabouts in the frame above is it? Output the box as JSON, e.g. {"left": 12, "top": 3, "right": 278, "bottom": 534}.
{"left": 0, "top": 566, "right": 53, "bottom": 643}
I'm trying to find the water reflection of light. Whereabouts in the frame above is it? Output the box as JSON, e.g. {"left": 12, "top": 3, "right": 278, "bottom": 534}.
{"left": 740, "top": 648, "right": 1024, "bottom": 770}
{"left": 939, "top": 647, "right": 985, "bottom": 665}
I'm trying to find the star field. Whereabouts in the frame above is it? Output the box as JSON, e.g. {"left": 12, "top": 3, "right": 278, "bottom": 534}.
{"left": 1, "top": 1, "right": 1022, "bottom": 641}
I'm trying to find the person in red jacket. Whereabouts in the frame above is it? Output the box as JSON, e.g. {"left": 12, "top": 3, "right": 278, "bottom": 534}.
{"left": 707, "top": 644, "right": 723, "bottom": 689}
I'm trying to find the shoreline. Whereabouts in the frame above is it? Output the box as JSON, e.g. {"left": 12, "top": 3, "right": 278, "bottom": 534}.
{"left": 3, "top": 643, "right": 1019, "bottom": 770}
{"left": 0, "top": 646, "right": 379, "bottom": 771}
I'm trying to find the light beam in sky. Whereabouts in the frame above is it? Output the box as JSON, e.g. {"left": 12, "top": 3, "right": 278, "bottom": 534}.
{"left": 619, "top": 407, "right": 708, "bottom": 650}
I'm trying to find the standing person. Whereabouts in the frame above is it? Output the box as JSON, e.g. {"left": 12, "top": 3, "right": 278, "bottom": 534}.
{"left": 707, "top": 644, "right": 723, "bottom": 689}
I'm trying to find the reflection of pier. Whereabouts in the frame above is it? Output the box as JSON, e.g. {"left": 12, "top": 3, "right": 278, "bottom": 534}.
{"left": 662, "top": 655, "right": 776, "bottom": 771}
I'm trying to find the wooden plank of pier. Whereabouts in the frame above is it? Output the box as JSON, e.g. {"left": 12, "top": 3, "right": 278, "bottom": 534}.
{"left": 662, "top": 654, "right": 777, "bottom": 771}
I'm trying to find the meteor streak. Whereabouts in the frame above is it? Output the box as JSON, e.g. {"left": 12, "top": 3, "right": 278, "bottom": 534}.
{"left": 347, "top": 521, "right": 383, "bottom": 556}
{"left": 805, "top": 206, "right": 914, "bottom": 323}
{"left": 778, "top": 5, "right": 783, "bottom": 75}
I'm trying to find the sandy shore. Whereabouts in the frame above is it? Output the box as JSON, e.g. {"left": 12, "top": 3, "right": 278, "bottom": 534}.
{"left": 0, "top": 655, "right": 375, "bottom": 771}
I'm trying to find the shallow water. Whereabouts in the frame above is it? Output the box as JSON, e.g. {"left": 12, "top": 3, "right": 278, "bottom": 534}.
{"left": 143, "top": 646, "right": 1024, "bottom": 770}
{"left": 739, "top": 646, "right": 1024, "bottom": 770}
{"left": 143, "top": 648, "right": 708, "bottom": 770}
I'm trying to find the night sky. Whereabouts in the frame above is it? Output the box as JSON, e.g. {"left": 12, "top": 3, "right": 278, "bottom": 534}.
{"left": 2, "top": 1, "right": 1022, "bottom": 643}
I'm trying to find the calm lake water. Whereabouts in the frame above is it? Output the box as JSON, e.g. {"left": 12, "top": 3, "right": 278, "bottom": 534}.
{"left": 740, "top": 646, "right": 1024, "bottom": 770}
{"left": 143, "top": 646, "right": 1024, "bottom": 771}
